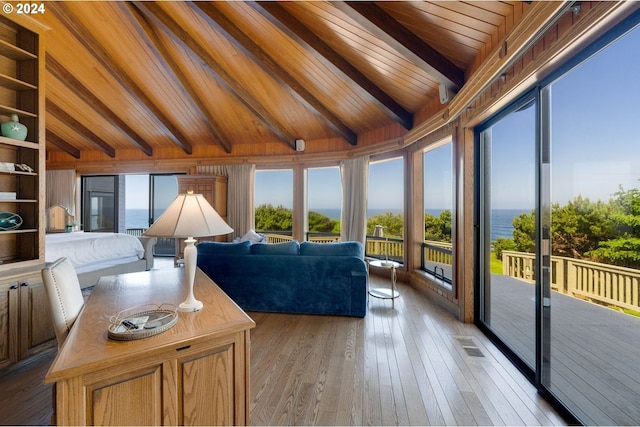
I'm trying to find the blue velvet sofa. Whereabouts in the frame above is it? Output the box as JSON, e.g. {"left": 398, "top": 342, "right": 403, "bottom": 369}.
{"left": 196, "top": 240, "right": 368, "bottom": 317}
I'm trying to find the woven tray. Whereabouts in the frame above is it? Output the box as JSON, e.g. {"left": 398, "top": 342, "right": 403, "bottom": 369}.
{"left": 108, "top": 303, "right": 178, "bottom": 341}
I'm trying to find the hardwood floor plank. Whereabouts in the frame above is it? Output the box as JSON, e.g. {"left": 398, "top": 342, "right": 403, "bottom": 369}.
{"left": 387, "top": 308, "right": 430, "bottom": 425}
{"left": 401, "top": 292, "right": 462, "bottom": 425}
{"left": 335, "top": 319, "right": 364, "bottom": 426}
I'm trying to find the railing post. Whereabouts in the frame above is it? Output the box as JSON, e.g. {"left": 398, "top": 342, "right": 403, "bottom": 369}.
{"left": 554, "top": 257, "right": 564, "bottom": 293}
{"left": 502, "top": 252, "right": 509, "bottom": 276}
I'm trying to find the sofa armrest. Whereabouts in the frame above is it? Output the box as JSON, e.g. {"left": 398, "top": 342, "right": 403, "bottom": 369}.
{"left": 350, "top": 269, "right": 368, "bottom": 317}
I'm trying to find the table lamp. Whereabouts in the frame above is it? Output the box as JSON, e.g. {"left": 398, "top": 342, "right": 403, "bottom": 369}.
{"left": 373, "top": 224, "right": 391, "bottom": 265}
{"left": 144, "top": 191, "right": 233, "bottom": 312}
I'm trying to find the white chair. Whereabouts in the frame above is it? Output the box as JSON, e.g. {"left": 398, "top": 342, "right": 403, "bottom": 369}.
{"left": 41, "top": 257, "right": 85, "bottom": 348}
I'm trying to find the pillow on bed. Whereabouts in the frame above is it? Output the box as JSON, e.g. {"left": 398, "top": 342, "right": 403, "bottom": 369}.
{"left": 197, "top": 241, "right": 251, "bottom": 255}
{"left": 240, "top": 229, "right": 267, "bottom": 244}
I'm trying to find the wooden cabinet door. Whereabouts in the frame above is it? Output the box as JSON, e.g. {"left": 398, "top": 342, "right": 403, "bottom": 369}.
{"left": 18, "top": 274, "right": 55, "bottom": 358}
{"left": 179, "top": 344, "right": 235, "bottom": 426}
{"left": 0, "top": 280, "right": 19, "bottom": 369}
{"left": 82, "top": 365, "right": 164, "bottom": 426}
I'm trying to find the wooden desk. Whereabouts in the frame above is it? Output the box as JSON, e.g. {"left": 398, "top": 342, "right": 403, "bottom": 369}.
{"left": 45, "top": 268, "right": 255, "bottom": 426}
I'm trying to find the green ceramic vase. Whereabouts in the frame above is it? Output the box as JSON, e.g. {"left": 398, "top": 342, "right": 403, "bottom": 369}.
{"left": 0, "top": 212, "right": 23, "bottom": 230}
{"left": 1, "top": 114, "right": 28, "bottom": 141}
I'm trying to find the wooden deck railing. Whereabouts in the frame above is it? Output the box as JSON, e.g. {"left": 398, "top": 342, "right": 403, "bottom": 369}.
{"left": 366, "top": 237, "right": 403, "bottom": 261}
{"left": 264, "top": 233, "right": 294, "bottom": 243}
{"left": 422, "top": 240, "right": 453, "bottom": 265}
{"left": 125, "top": 228, "right": 146, "bottom": 236}
{"left": 502, "top": 250, "right": 640, "bottom": 311}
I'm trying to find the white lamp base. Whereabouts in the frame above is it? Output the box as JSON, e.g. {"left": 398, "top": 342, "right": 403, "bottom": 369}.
{"left": 178, "top": 300, "right": 203, "bottom": 312}
{"left": 179, "top": 237, "right": 203, "bottom": 312}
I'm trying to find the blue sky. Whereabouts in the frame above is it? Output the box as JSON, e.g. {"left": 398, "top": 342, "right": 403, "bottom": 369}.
{"left": 489, "top": 24, "right": 640, "bottom": 209}
{"left": 125, "top": 174, "right": 149, "bottom": 210}
{"left": 424, "top": 143, "right": 453, "bottom": 209}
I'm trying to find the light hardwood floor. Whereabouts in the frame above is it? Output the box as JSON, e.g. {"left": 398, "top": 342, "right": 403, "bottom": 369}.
{"left": 0, "top": 264, "right": 567, "bottom": 426}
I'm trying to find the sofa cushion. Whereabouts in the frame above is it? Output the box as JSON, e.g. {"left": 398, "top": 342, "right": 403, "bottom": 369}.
{"left": 251, "top": 240, "right": 300, "bottom": 255}
{"left": 299, "top": 241, "right": 364, "bottom": 258}
{"left": 197, "top": 241, "right": 251, "bottom": 255}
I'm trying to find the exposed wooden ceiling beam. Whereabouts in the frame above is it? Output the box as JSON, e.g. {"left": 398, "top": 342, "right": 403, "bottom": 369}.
{"left": 46, "top": 129, "right": 81, "bottom": 159}
{"left": 47, "top": 101, "right": 116, "bottom": 158}
{"left": 334, "top": 1, "right": 465, "bottom": 89}
{"left": 134, "top": 1, "right": 298, "bottom": 150}
{"left": 124, "top": 3, "right": 233, "bottom": 154}
{"left": 48, "top": 3, "right": 193, "bottom": 155}
{"left": 193, "top": 2, "right": 358, "bottom": 146}
{"left": 254, "top": 1, "right": 413, "bottom": 131}
{"left": 46, "top": 54, "right": 154, "bottom": 157}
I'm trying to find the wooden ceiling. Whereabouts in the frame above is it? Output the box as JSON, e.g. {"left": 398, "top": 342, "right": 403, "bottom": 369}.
{"left": 35, "top": 1, "right": 527, "bottom": 165}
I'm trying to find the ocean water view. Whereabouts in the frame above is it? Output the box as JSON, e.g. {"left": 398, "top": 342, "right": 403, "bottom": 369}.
{"left": 126, "top": 208, "right": 526, "bottom": 241}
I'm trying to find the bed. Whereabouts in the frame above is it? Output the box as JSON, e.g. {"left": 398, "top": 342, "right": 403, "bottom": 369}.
{"left": 45, "top": 206, "right": 156, "bottom": 288}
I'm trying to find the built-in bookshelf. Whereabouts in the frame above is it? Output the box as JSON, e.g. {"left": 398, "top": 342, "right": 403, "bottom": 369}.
{"left": 0, "top": 14, "right": 51, "bottom": 370}
{"left": 0, "top": 15, "right": 43, "bottom": 271}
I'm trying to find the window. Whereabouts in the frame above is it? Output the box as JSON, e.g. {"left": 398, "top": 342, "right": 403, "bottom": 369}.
{"left": 307, "top": 166, "right": 341, "bottom": 241}
{"left": 82, "top": 176, "right": 119, "bottom": 232}
{"left": 124, "top": 174, "right": 150, "bottom": 233}
{"left": 423, "top": 141, "right": 453, "bottom": 286}
{"left": 367, "top": 157, "right": 404, "bottom": 262}
{"left": 254, "top": 169, "right": 293, "bottom": 236}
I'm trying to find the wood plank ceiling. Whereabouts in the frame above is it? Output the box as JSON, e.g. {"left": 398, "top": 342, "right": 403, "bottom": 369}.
{"left": 35, "top": 1, "right": 523, "bottom": 165}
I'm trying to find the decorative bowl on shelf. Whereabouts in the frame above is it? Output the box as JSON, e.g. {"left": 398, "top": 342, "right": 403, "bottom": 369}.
{"left": 0, "top": 212, "right": 23, "bottom": 230}
{"left": 1, "top": 114, "right": 28, "bottom": 141}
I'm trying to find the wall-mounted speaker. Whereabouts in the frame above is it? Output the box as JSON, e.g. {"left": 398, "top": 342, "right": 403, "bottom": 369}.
{"left": 439, "top": 84, "right": 454, "bottom": 104}
{"left": 295, "top": 139, "right": 305, "bottom": 152}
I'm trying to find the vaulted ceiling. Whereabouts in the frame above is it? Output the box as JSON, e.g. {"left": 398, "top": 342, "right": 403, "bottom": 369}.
{"left": 37, "top": 1, "right": 528, "bottom": 164}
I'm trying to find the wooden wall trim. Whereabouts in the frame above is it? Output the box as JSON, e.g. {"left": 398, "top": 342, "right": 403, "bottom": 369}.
{"left": 464, "top": 0, "right": 639, "bottom": 129}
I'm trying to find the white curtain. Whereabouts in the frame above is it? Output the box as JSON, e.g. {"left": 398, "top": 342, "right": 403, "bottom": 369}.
{"left": 340, "top": 156, "right": 369, "bottom": 244}
{"left": 226, "top": 164, "right": 256, "bottom": 240}
{"left": 46, "top": 169, "right": 76, "bottom": 216}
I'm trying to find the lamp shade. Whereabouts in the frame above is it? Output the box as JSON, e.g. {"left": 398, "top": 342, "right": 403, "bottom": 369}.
{"left": 144, "top": 192, "right": 233, "bottom": 238}
{"left": 373, "top": 225, "right": 384, "bottom": 238}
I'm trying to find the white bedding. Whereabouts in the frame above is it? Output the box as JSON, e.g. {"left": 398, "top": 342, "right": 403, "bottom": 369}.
{"left": 45, "top": 232, "right": 145, "bottom": 269}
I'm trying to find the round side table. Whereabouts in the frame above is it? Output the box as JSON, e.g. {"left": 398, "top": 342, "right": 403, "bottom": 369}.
{"left": 368, "top": 259, "right": 400, "bottom": 307}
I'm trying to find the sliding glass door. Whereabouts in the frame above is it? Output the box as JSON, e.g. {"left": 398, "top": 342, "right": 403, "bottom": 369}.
{"left": 477, "top": 15, "right": 640, "bottom": 424}
{"left": 544, "top": 22, "right": 640, "bottom": 425}
{"left": 82, "top": 176, "right": 118, "bottom": 232}
{"left": 478, "top": 96, "right": 538, "bottom": 370}
{"left": 150, "top": 174, "right": 178, "bottom": 256}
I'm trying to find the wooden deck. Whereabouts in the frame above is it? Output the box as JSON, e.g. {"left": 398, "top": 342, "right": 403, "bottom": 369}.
{"left": 489, "top": 274, "right": 640, "bottom": 425}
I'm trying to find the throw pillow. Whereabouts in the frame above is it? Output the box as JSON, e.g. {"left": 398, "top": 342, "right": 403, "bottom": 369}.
{"left": 299, "top": 241, "right": 364, "bottom": 258}
{"left": 250, "top": 240, "right": 300, "bottom": 255}
{"left": 197, "top": 240, "right": 251, "bottom": 255}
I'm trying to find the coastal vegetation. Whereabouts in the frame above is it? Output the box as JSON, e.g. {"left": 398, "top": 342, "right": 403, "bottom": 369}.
{"left": 255, "top": 203, "right": 451, "bottom": 240}
{"left": 494, "top": 187, "right": 640, "bottom": 269}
